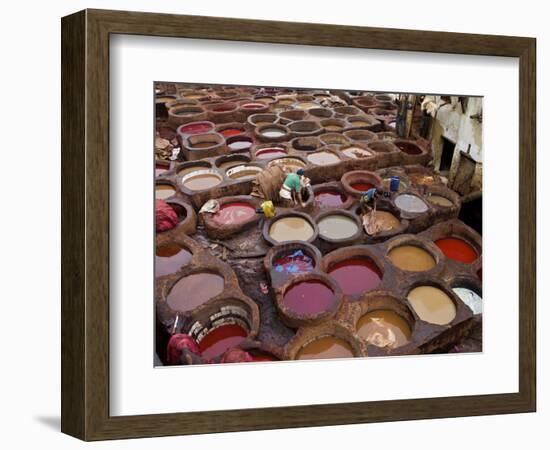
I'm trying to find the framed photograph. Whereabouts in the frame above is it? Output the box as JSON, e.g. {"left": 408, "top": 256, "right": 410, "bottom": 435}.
{"left": 61, "top": 9, "right": 536, "bottom": 440}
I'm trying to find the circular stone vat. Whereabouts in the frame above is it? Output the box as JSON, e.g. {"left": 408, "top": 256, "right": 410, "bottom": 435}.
{"left": 317, "top": 213, "right": 360, "bottom": 242}
{"left": 314, "top": 189, "right": 349, "bottom": 209}
{"left": 239, "top": 101, "right": 268, "bottom": 111}
{"left": 407, "top": 286, "right": 457, "bottom": 325}
{"left": 176, "top": 161, "right": 212, "bottom": 177}
{"left": 296, "top": 335, "right": 354, "bottom": 360}
{"left": 341, "top": 145, "right": 373, "bottom": 159}
{"left": 278, "top": 109, "right": 307, "bottom": 124}
{"left": 267, "top": 156, "right": 307, "bottom": 172}
{"left": 255, "top": 147, "right": 287, "bottom": 160}
{"left": 288, "top": 120, "right": 322, "bottom": 137}
{"left": 319, "top": 118, "right": 346, "bottom": 133}
{"left": 216, "top": 122, "right": 246, "bottom": 138}
{"left": 256, "top": 124, "right": 290, "bottom": 142}
{"left": 181, "top": 170, "right": 223, "bottom": 191}
{"left": 226, "top": 164, "right": 262, "bottom": 180}
{"left": 356, "top": 310, "right": 411, "bottom": 349}
{"left": 198, "top": 323, "right": 248, "bottom": 359}
{"left": 155, "top": 183, "right": 176, "bottom": 200}
{"left": 308, "top": 108, "right": 333, "bottom": 120}
{"left": 328, "top": 257, "right": 382, "bottom": 295}
{"left": 248, "top": 113, "right": 278, "bottom": 127}
{"left": 334, "top": 105, "right": 362, "bottom": 116}
{"left": 215, "top": 154, "right": 251, "bottom": 170}
{"left": 267, "top": 214, "right": 315, "bottom": 244}
{"left": 394, "top": 193, "right": 429, "bottom": 214}
{"left": 185, "top": 132, "right": 224, "bottom": 150}
{"left": 341, "top": 170, "right": 382, "bottom": 197}
{"left": 388, "top": 245, "right": 436, "bottom": 272}
{"left": 226, "top": 135, "right": 253, "bottom": 152}
{"left": 282, "top": 280, "right": 337, "bottom": 318}
{"left": 290, "top": 136, "right": 321, "bottom": 152}
{"left": 155, "top": 243, "right": 193, "bottom": 277}
{"left": 319, "top": 133, "right": 351, "bottom": 146}
{"left": 363, "top": 210, "right": 402, "bottom": 234}
{"left": 435, "top": 237, "right": 478, "bottom": 263}
{"left": 394, "top": 140, "right": 423, "bottom": 155}
{"left": 367, "top": 141, "right": 397, "bottom": 154}
{"left": 453, "top": 287, "right": 482, "bottom": 315}
{"left": 343, "top": 129, "right": 378, "bottom": 143}
{"left": 166, "top": 272, "right": 224, "bottom": 312}
{"left": 294, "top": 101, "right": 319, "bottom": 110}
{"left": 427, "top": 194, "right": 454, "bottom": 207}
{"left": 177, "top": 121, "right": 215, "bottom": 136}
{"left": 306, "top": 150, "right": 341, "bottom": 166}
{"left": 347, "top": 115, "right": 377, "bottom": 129}
{"left": 212, "top": 202, "right": 257, "bottom": 226}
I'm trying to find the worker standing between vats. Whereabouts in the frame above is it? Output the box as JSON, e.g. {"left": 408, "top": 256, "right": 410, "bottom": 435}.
{"left": 279, "top": 169, "right": 308, "bottom": 207}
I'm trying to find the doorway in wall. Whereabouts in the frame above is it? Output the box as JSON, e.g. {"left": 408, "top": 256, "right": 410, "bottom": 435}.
{"left": 439, "top": 137, "right": 455, "bottom": 173}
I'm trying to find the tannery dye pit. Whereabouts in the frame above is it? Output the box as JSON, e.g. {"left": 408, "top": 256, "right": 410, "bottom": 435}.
{"left": 154, "top": 82, "right": 483, "bottom": 366}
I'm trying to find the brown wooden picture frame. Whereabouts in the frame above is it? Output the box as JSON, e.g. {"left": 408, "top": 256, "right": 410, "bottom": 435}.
{"left": 61, "top": 9, "right": 536, "bottom": 441}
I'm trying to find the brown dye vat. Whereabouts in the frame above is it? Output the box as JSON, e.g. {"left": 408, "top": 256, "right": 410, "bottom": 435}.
{"left": 155, "top": 244, "right": 193, "bottom": 277}
{"left": 318, "top": 214, "right": 359, "bottom": 240}
{"left": 288, "top": 120, "right": 322, "bottom": 135}
{"left": 407, "top": 286, "right": 457, "bottom": 325}
{"left": 291, "top": 136, "right": 321, "bottom": 152}
{"left": 395, "top": 141, "right": 423, "bottom": 155}
{"left": 357, "top": 310, "right": 411, "bottom": 349}
{"left": 364, "top": 210, "right": 401, "bottom": 233}
{"left": 155, "top": 184, "right": 176, "bottom": 199}
{"left": 307, "top": 151, "right": 341, "bottom": 166}
{"left": 296, "top": 335, "right": 354, "bottom": 360}
{"left": 388, "top": 245, "right": 435, "bottom": 271}
{"left": 320, "top": 133, "right": 351, "bottom": 146}
{"left": 428, "top": 194, "right": 454, "bottom": 207}
{"left": 269, "top": 216, "right": 314, "bottom": 243}
{"left": 367, "top": 141, "right": 397, "bottom": 153}
{"left": 166, "top": 272, "right": 224, "bottom": 312}
{"left": 182, "top": 172, "right": 222, "bottom": 190}
{"left": 216, "top": 155, "right": 250, "bottom": 170}
{"left": 344, "top": 129, "right": 377, "bottom": 143}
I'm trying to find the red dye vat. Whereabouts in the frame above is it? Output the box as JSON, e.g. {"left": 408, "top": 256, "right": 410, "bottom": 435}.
{"left": 241, "top": 102, "right": 265, "bottom": 109}
{"left": 351, "top": 182, "right": 375, "bottom": 192}
{"left": 178, "top": 122, "right": 213, "bottom": 135}
{"left": 328, "top": 257, "right": 382, "bottom": 295}
{"left": 435, "top": 237, "right": 478, "bottom": 263}
{"left": 315, "top": 190, "right": 347, "bottom": 208}
{"left": 220, "top": 128, "right": 243, "bottom": 137}
{"left": 283, "top": 281, "right": 336, "bottom": 316}
{"left": 255, "top": 148, "right": 287, "bottom": 159}
{"left": 198, "top": 324, "right": 248, "bottom": 359}
{"left": 273, "top": 250, "right": 314, "bottom": 275}
{"left": 212, "top": 202, "right": 256, "bottom": 225}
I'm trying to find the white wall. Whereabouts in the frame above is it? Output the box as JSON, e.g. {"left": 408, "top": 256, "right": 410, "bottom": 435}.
{"left": 0, "top": 1, "right": 546, "bottom": 449}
